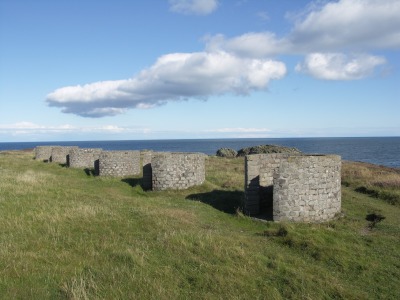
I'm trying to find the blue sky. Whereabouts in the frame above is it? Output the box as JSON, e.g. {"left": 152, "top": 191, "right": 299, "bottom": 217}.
{"left": 0, "top": 0, "right": 399, "bottom": 142}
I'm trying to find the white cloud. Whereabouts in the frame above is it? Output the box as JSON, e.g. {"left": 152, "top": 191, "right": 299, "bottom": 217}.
{"left": 202, "top": 0, "right": 397, "bottom": 83}
{"left": 0, "top": 122, "right": 74, "bottom": 135}
{"left": 206, "top": 0, "right": 400, "bottom": 57}
{"left": 47, "top": 51, "right": 286, "bottom": 117}
{"left": 205, "top": 127, "right": 271, "bottom": 133}
{"left": 290, "top": 0, "right": 400, "bottom": 52}
{"left": 295, "top": 53, "right": 386, "bottom": 80}
{"left": 0, "top": 122, "right": 43, "bottom": 129}
{"left": 81, "top": 125, "right": 125, "bottom": 133}
{"left": 205, "top": 32, "right": 289, "bottom": 57}
{"left": 169, "top": 0, "right": 219, "bottom": 15}
{"left": 0, "top": 122, "right": 149, "bottom": 136}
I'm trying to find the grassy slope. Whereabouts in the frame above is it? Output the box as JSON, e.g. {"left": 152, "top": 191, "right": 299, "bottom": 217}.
{"left": 0, "top": 151, "right": 399, "bottom": 299}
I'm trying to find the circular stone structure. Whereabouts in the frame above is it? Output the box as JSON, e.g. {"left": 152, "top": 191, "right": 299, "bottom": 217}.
{"left": 151, "top": 152, "right": 205, "bottom": 191}
{"left": 50, "top": 146, "right": 79, "bottom": 164}
{"left": 35, "top": 146, "right": 56, "bottom": 162}
{"left": 68, "top": 148, "right": 103, "bottom": 169}
{"left": 273, "top": 155, "right": 341, "bottom": 222}
{"left": 244, "top": 153, "right": 341, "bottom": 222}
{"left": 97, "top": 150, "right": 140, "bottom": 176}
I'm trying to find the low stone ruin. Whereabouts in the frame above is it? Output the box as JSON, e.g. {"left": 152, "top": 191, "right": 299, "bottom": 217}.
{"left": 143, "top": 152, "right": 206, "bottom": 191}
{"left": 68, "top": 148, "right": 103, "bottom": 169}
{"left": 34, "top": 145, "right": 342, "bottom": 223}
{"left": 34, "top": 147, "right": 206, "bottom": 191}
{"left": 245, "top": 153, "right": 341, "bottom": 222}
{"left": 35, "top": 146, "right": 56, "bottom": 162}
{"left": 51, "top": 146, "right": 78, "bottom": 164}
{"left": 96, "top": 151, "right": 140, "bottom": 176}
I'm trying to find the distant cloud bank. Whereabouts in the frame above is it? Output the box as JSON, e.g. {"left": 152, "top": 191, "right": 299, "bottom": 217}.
{"left": 0, "top": 122, "right": 149, "bottom": 136}
{"left": 0, "top": 122, "right": 273, "bottom": 139}
{"left": 47, "top": 0, "right": 399, "bottom": 117}
{"left": 2, "top": 121, "right": 399, "bottom": 140}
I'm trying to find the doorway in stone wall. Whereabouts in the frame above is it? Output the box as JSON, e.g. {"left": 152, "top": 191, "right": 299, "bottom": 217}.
{"left": 259, "top": 184, "right": 274, "bottom": 220}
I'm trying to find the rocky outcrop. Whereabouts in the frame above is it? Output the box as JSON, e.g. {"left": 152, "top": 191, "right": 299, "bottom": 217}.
{"left": 237, "top": 145, "right": 302, "bottom": 157}
{"left": 216, "top": 148, "right": 238, "bottom": 158}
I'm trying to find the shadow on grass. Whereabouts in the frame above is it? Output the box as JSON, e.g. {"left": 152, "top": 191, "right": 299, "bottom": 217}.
{"left": 186, "top": 190, "right": 244, "bottom": 214}
{"left": 121, "top": 177, "right": 143, "bottom": 188}
{"left": 84, "top": 168, "right": 97, "bottom": 176}
{"left": 355, "top": 186, "right": 399, "bottom": 205}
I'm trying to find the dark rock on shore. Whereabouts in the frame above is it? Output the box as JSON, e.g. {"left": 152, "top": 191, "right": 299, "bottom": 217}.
{"left": 216, "top": 148, "right": 238, "bottom": 158}
{"left": 237, "top": 145, "right": 302, "bottom": 157}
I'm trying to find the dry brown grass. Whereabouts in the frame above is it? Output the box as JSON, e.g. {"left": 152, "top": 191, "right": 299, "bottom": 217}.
{"left": 205, "top": 156, "right": 244, "bottom": 189}
{"left": 59, "top": 270, "right": 99, "bottom": 300}
{"left": 342, "top": 161, "right": 400, "bottom": 205}
{"left": 342, "top": 161, "right": 400, "bottom": 187}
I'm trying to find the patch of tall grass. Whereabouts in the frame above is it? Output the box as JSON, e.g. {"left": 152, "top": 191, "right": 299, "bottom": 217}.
{"left": 342, "top": 161, "right": 400, "bottom": 205}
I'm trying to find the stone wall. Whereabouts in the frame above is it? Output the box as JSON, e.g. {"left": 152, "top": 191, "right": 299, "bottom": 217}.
{"left": 97, "top": 151, "right": 140, "bottom": 176}
{"left": 68, "top": 148, "right": 103, "bottom": 169}
{"left": 151, "top": 152, "right": 205, "bottom": 191}
{"left": 50, "top": 146, "right": 79, "bottom": 164}
{"left": 35, "top": 146, "right": 56, "bottom": 162}
{"left": 245, "top": 153, "right": 296, "bottom": 215}
{"left": 244, "top": 153, "right": 341, "bottom": 222}
{"left": 273, "top": 155, "right": 341, "bottom": 222}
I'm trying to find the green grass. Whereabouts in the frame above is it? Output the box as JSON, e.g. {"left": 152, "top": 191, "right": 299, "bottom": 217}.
{"left": 0, "top": 151, "right": 399, "bottom": 299}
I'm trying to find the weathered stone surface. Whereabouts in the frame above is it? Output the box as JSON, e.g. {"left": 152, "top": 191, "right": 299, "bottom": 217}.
{"left": 68, "top": 148, "right": 102, "bottom": 169}
{"left": 97, "top": 150, "right": 140, "bottom": 177}
{"left": 151, "top": 152, "right": 205, "bottom": 191}
{"left": 216, "top": 148, "right": 237, "bottom": 158}
{"left": 51, "top": 146, "right": 79, "bottom": 164}
{"left": 244, "top": 153, "right": 341, "bottom": 223}
{"left": 238, "top": 144, "right": 301, "bottom": 157}
{"left": 35, "top": 146, "right": 56, "bottom": 162}
{"left": 244, "top": 153, "right": 297, "bottom": 215}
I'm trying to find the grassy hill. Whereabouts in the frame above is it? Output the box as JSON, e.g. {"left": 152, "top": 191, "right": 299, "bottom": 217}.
{"left": 0, "top": 150, "right": 399, "bottom": 299}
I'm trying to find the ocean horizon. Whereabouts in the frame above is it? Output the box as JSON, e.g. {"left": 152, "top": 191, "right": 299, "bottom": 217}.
{"left": 1, "top": 136, "right": 399, "bottom": 169}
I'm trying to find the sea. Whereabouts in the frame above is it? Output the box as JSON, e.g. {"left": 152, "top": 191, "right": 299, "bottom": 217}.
{"left": 0, "top": 137, "right": 399, "bottom": 169}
